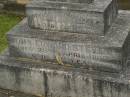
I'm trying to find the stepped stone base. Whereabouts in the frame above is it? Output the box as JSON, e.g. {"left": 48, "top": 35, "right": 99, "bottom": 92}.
{"left": 1, "top": 10, "right": 130, "bottom": 97}
{"left": 6, "top": 10, "right": 130, "bottom": 72}
{"left": 0, "top": 50, "right": 130, "bottom": 97}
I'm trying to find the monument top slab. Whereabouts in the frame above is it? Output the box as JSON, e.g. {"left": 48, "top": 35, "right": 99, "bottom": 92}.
{"left": 7, "top": 11, "right": 130, "bottom": 48}
{"left": 28, "top": 0, "right": 112, "bottom": 12}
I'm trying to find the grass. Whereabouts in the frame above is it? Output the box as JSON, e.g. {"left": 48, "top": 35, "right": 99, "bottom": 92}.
{"left": 0, "top": 13, "right": 22, "bottom": 53}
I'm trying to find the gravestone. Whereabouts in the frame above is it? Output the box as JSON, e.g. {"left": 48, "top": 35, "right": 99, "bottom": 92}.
{"left": 0, "top": 0, "right": 130, "bottom": 97}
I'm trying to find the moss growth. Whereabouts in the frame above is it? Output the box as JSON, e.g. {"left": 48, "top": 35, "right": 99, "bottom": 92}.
{"left": 0, "top": 13, "right": 22, "bottom": 53}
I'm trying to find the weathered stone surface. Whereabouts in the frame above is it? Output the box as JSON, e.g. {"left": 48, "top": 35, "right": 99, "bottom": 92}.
{"left": 7, "top": 21, "right": 120, "bottom": 72}
{"left": 7, "top": 11, "right": 130, "bottom": 72}
{"left": 31, "top": 0, "right": 94, "bottom": 4}
{"left": 0, "top": 51, "right": 130, "bottom": 97}
{"left": 8, "top": 35, "right": 122, "bottom": 72}
{"left": 26, "top": 0, "right": 118, "bottom": 35}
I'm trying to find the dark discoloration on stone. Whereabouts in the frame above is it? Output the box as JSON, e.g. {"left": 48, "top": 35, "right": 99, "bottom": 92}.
{"left": 64, "top": 75, "right": 71, "bottom": 92}
{"left": 26, "top": 0, "right": 118, "bottom": 35}
{"left": 43, "top": 71, "right": 49, "bottom": 97}
{"left": 123, "top": 32, "right": 130, "bottom": 66}
{"left": 13, "top": 67, "right": 22, "bottom": 90}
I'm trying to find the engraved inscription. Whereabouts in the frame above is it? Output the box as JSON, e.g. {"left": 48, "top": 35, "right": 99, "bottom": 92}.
{"left": 28, "top": 10, "right": 103, "bottom": 34}
{"left": 9, "top": 37, "right": 121, "bottom": 65}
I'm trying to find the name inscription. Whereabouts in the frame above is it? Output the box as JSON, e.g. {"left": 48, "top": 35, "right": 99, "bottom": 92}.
{"left": 28, "top": 10, "right": 103, "bottom": 34}
{"left": 9, "top": 37, "right": 120, "bottom": 65}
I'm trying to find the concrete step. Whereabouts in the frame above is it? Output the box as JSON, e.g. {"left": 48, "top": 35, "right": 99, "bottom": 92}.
{"left": 0, "top": 51, "right": 129, "bottom": 97}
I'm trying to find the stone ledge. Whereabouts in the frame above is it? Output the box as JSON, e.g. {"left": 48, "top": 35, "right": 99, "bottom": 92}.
{"left": 26, "top": 0, "right": 118, "bottom": 35}
{"left": 0, "top": 50, "right": 130, "bottom": 97}
{"left": 6, "top": 10, "right": 130, "bottom": 72}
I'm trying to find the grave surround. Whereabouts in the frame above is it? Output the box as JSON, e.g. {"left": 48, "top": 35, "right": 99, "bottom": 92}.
{"left": 0, "top": 0, "right": 130, "bottom": 97}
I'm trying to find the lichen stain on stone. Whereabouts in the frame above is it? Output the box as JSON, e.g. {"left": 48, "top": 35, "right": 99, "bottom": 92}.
{"left": 43, "top": 71, "right": 49, "bottom": 97}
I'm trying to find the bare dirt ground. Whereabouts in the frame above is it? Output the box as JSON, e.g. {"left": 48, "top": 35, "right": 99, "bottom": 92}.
{"left": 0, "top": 88, "right": 39, "bottom": 97}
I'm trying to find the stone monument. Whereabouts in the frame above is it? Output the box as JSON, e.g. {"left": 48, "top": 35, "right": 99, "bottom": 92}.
{"left": 0, "top": 0, "right": 130, "bottom": 97}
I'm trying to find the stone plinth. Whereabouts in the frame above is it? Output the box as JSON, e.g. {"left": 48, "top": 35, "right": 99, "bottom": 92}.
{"left": 0, "top": 50, "right": 130, "bottom": 97}
{"left": 31, "top": 0, "right": 94, "bottom": 4}
{"left": 26, "top": 0, "right": 118, "bottom": 35}
{"left": 7, "top": 11, "right": 130, "bottom": 72}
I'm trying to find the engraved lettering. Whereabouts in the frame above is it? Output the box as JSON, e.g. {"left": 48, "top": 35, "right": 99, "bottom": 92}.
{"left": 10, "top": 37, "right": 121, "bottom": 66}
